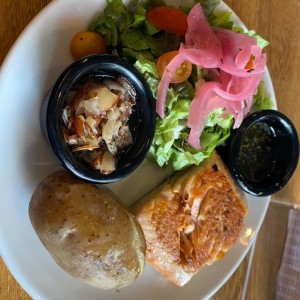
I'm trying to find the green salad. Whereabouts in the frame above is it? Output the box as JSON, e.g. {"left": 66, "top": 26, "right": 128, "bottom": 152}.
{"left": 88, "top": 0, "right": 273, "bottom": 170}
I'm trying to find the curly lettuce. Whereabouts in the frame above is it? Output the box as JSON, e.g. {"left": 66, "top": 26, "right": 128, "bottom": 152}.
{"left": 134, "top": 57, "right": 233, "bottom": 170}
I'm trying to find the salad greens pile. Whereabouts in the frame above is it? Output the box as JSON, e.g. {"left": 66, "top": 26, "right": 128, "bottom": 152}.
{"left": 89, "top": 0, "right": 273, "bottom": 170}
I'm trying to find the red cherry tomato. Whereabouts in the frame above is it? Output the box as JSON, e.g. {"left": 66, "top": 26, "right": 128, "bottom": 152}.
{"left": 70, "top": 31, "right": 106, "bottom": 59}
{"left": 146, "top": 6, "right": 188, "bottom": 37}
{"left": 156, "top": 51, "right": 192, "bottom": 83}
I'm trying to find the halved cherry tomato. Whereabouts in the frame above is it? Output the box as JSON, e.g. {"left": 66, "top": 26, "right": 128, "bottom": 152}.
{"left": 156, "top": 51, "right": 192, "bottom": 83}
{"left": 70, "top": 31, "right": 106, "bottom": 59}
{"left": 146, "top": 6, "right": 188, "bottom": 37}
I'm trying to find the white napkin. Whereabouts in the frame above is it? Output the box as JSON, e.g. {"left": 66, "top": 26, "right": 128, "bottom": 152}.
{"left": 275, "top": 208, "right": 300, "bottom": 299}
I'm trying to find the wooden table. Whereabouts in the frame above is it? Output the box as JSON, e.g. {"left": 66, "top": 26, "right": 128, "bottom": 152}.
{"left": 0, "top": 0, "right": 299, "bottom": 299}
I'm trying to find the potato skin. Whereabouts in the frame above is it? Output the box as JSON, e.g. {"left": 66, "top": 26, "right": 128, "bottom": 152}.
{"left": 29, "top": 170, "right": 146, "bottom": 289}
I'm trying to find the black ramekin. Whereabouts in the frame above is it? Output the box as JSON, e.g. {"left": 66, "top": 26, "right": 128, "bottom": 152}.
{"left": 40, "top": 54, "right": 155, "bottom": 184}
{"left": 219, "top": 110, "right": 299, "bottom": 196}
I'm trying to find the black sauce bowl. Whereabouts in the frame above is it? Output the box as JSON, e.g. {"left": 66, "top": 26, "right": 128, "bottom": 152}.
{"left": 219, "top": 110, "right": 299, "bottom": 196}
{"left": 40, "top": 54, "right": 155, "bottom": 184}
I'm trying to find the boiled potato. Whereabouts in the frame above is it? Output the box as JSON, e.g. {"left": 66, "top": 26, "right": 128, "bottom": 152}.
{"left": 29, "top": 170, "right": 146, "bottom": 289}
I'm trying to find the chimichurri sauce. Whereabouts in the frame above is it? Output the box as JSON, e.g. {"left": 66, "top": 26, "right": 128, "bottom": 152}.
{"left": 237, "top": 122, "right": 277, "bottom": 183}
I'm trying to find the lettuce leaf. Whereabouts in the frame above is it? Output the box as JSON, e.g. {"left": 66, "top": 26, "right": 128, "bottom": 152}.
{"left": 180, "top": 0, "right": 220, "bottom": 19}
{"left": 193, "top": 0, "right": 220, "bottom": 17}
{"left": 121, "top": 30, "right": 149, "bottom": 50}
{"left": 140, "top": 32, "right": 182, "bottom": 57}
{"left": 208, "top": 11, "right": 233, "bottom": 29}
{"left": 89, "top": 0, "right": 133, "bottom": 46}
{"left": 135, "top": 57, "right": 233, "bottom": 170}
{"left": 133, "top": 56, "right": 159, "bottom": 96}
{"left": 89, "top": 0, "right": 183, "bottom": 60}
{"left": 246, "top": 30, "right": 270, "bottom": 49}
{"left": 232, "top": 27, "right": 270, "bottom": 49}
{"left": 252, "top": 81, "right": 274, "bottom": 111}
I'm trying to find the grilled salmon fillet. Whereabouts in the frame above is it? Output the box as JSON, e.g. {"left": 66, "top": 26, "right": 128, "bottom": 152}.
{"left": 131, "top": 151, "right": 247, "bottom": 286}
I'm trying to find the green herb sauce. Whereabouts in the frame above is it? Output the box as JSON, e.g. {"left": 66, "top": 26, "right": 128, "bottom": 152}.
{"left": 238, "top": 122, "right": 277, "bottom": 182}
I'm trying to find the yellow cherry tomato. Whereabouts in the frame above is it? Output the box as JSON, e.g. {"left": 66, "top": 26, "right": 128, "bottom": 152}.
{"left": 156, "top": 51, "right": 192, "bottom": 83}
{"left": 70, "top": 31, "right": 106, "bottom": 59}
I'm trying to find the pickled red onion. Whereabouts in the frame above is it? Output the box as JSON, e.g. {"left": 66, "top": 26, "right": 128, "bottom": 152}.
{"left": 155, "top": 3, "right": 267, "bottom": 149}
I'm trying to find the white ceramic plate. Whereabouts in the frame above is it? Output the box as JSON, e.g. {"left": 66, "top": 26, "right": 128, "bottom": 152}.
{"left": 0, "top": 0, "right": 275, "bottom": 299}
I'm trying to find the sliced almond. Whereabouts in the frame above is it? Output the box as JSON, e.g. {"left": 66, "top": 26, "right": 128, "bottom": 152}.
{"left": 75, "top": 87, "right": 118, "bottom": 115}
{"left": 92, "top": 151, "right": 116, "bottom": 174}
{"left": 73, "top": 115, "right": 86, "bottom": 137}
{"left": 102, "top": 79, "right": 125, "bottom": 94}
{"left": 92, "top": 86, "right": 119, "bottom": 111}
{"left": 64, "top": 136, "right": 79, "bottom": 145}
{"left": 102, "top": 119, "right": 116, "bottom": 144}
{"left": 85, "top": 137, "right": 99, "bottom": 147}
{"left": 107, "top": 108, "right": 121, "bottom": 121}
{"left": 72, "top": 144, "right": 99, "bottom": 152}
{"left": 75, "top": 97, "right": 101, "bottom": 116}
{"left": 63, "top": 128, "right": 80, "bottom": 145}
{"left": 85, "top": 116, "right": 100, "bottom": 136}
